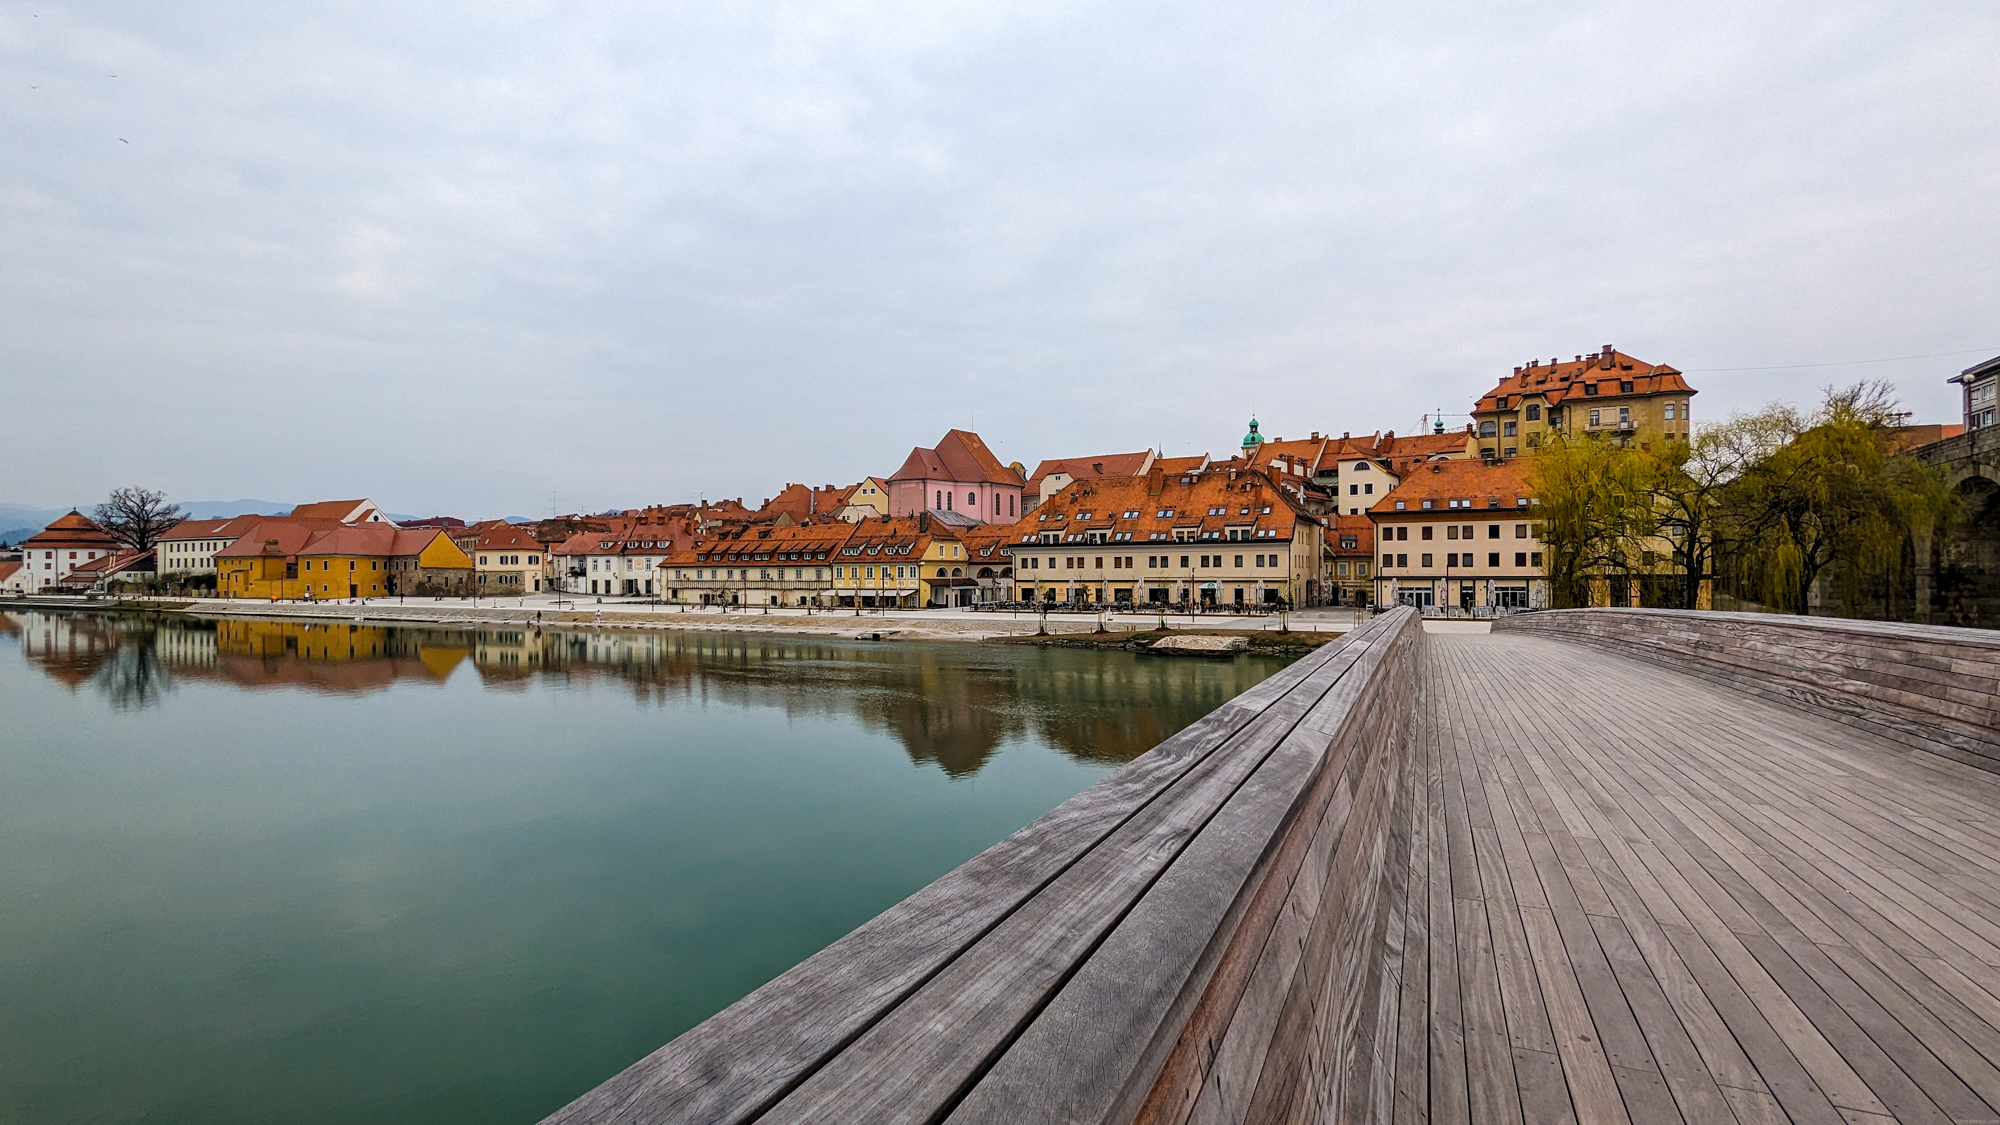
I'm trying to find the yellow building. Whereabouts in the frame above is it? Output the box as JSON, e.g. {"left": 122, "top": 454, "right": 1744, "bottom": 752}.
{"left": 1471, "top": 346, "right": 1697, "bottom": 459}
{"left": 836, "top": 477, "right": 892, "bottom": 521}
{"left": 217, "top": 521, "right": 473, "bottom": 600}
{"left": 829, "top": 516, "right": 956, "bottom": 608}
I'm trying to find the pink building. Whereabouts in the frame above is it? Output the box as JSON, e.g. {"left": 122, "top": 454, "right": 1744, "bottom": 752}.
{"left": 885, "top": 429, "right": 1026, "bottom": 525}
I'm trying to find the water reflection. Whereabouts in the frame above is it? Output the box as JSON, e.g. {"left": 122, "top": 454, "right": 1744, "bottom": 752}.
{"left": 3, "top": 611, "right": 1284, "bottom": 773}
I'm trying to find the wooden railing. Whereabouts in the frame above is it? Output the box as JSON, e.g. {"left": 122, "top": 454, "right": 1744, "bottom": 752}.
{"left": 1495, "top": 608, "right": 2000, "bottom": 775}
{"left": 541, "top": 606, "right": 1424, "bottom": 1125}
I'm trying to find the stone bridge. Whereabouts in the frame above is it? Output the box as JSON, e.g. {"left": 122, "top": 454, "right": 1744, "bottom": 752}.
{"left": 1915, "top": 427, "right": 2000, "bottom": 627}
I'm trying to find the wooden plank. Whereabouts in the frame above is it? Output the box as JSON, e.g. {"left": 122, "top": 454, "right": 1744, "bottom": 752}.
{"left": 543, "top": 610, "right": 1402, "bottom": 1125}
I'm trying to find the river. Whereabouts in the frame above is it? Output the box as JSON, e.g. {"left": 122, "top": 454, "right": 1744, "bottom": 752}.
{"left": 0, "top": 610, "right": 1287, "bottom": 1123}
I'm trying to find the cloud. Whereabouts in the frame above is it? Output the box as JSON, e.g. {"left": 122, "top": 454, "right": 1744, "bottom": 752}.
{"left": 2, "top": 0, "right": 1996, "bottom": 515}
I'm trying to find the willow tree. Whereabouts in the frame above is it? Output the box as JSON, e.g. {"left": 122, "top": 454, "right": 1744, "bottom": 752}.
{"left": 1720, "top": 383, "right": 1956, "bottom": 615}
{"left": 1527, "top": 436, "right": 1653, "bottom": 607}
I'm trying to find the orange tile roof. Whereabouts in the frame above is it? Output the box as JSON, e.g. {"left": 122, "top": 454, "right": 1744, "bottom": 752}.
{"left": 1330, "top": 514, "right": 1375, "bottom": 555}
{"left": 1368, "top": 458, "right": 1533, "bottom": 517}
{"left": 24, "top": 511, "right": 120, "bottom": 548}
{"left": 1473, "top": 348, "right": 1694, "bottom": 414}
{"left": 1025, "top": 451, "right": 1152, "bottom": 491}
{"left": 1000, "top": 467, "right": 1311, "bottom": 549}
{"left": 0, "top": 560, "right": 23, "bottom": 584}
{"left": 1151, "top": 454, "right": 1210, "bottom": 474}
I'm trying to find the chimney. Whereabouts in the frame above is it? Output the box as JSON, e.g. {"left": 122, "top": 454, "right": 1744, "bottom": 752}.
{"left": 919, "top": 511, "right": 930, "bottom": 533}
{"left": 1600, "top": 344, "right": 1614, "bottom": 369}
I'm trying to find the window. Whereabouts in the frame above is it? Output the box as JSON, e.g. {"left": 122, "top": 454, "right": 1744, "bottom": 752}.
{"left": 1447, "top": 526, "right": 1458, "bottom": 540}
{"left": 1358, "top": 562, "right": 1369, "bottom": 577}
{"left": 1485, "top": 525, "right": 1498, "bottom": 539}
{"left": 1589, "top": 408, "right": 1602, "bottom": 427}
{"left": 1420, "top": 553, "right": 1432, "bottom": 567}
{"left": 1620, "top": 380, "right": 1634, "bottom": 393}
{"left": 1394, "top": 500, "right": 1406, "bottom": 510}
{"left": 1526, "top": 403, "right": 1541, "bottom": 421}
{"left": 1531, "top": 552, "right": 1543, "bottom": 566}
{"left": 1503, "top": 421, "right": 1517, "bottom": 437}
{"left": 1515, "top": 552, "right": 1527, "bottom": 567}
{"left": 1421, "top": 526, "right": 1433, "bottom": 540}
{"left": 1516, "top": 524, "right": 1528, "bottom": 538}
{"left": 1396, "top": 526, "right": 1408, "bottom": 541}
{"left": 1478, "top": 421, "right": 1496, "bottom": 438}
{"left": 1180, "top": 555, "right": 1190, "bottom": 568}
{"left": 1234, "top": 555, "right": 1244, "bottom": 567}
{"left": 1364, "top": 483, "right": 1373, "bottom": 494}
{"left": 1664, "top": 403, "right": 1676, "bottom": 421}
{"left": 1350, "top": 484, "right": 1359, "bottom": 495}
{"left": 1584, "top": 383, "right": 1599, "bottom": 396}
{"left": 1487, "top": 552, "right": 1500, "bottom": 567}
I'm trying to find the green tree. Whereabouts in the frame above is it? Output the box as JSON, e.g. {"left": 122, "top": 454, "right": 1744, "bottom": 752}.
{"left": 1719, "top": 383, "right": 1955, "bottom": 615}
{"left": 1526, "top": 436, "right": 1652, "bottom": 607}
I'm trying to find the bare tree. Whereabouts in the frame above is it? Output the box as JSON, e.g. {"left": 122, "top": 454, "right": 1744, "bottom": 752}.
{"left": 95, "top": 486, "right": 183, "bottom": 550}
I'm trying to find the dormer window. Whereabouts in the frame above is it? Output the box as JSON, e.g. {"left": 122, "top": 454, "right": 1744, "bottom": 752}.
{"left": 1394, "top": 501, "right": 1406, "bottom": 510}
{"left": 1620, "top": 380, "right": 1634, "bottom": 394}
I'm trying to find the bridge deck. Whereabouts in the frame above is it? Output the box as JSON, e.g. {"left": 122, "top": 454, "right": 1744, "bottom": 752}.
{"left": 1399, "top": 632, "right": 2000, "bottom": 1125}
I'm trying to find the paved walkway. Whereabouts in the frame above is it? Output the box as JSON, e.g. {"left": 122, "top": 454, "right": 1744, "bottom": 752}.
{"left": 1396, "top": 632, "right": 2000, "bottom": 1125}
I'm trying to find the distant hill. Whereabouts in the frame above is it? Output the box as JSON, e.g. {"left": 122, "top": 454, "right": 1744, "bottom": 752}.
{"left": 0, "top": 499, "right": 292, "bottom": 543}
{"left": 0, "top": 504, "right": 67, "bottom": 533}
{"left": 177, "top": 499, "right": 292, "bottom": 520}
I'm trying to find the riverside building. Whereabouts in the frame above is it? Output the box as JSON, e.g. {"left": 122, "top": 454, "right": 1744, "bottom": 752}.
{"left": 1369, "top": 458, "right": 1547, "bottom": 611}
{"left": 1005, "top": 465, "right": 1326, "bottom": 608}
{"left": 1470, "top": 345, "right": 1697, "bottom": 458}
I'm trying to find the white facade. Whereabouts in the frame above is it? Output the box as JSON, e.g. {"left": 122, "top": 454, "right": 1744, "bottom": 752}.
{"left": 156, "top": 518, "right": 253, "bottom": 577}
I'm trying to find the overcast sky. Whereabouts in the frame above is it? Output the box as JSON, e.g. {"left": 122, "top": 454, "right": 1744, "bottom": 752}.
{"left": 5, "top": 1, "right": 1996, "bottom": 518}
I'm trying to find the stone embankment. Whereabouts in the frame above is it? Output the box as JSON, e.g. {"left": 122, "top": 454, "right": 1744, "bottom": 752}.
{"left": 15, "top": 595, "right": 1355, "bottom": 647}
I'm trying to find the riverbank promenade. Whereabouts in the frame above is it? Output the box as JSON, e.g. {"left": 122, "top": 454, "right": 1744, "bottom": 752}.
{"left": 14, "top": 591, "right": 1370, "bottom": 643}
{"left": 542, "top": 607, "right": 2000, "bottom": 1125}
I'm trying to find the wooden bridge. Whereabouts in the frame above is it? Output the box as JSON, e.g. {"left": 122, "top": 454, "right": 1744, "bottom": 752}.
{"left": 542, "top": 607, "right": 2000, "bottom": 1125}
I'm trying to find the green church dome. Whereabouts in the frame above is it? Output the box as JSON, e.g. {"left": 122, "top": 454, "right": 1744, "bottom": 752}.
{"left": 1241, "top": 417, "right": 1264, "bottom": 448}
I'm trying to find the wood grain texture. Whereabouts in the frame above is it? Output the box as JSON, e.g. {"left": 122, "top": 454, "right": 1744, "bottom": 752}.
{"left": 1391, "top": 628, "right": 2000, "bottom": 1125}
{"left": 543, "top": 609, "right": 1424, "bottom": 1125}
{"left": 1493, "top": 609, "right": 2000, "bottom": 773}
{"left": 547, "top": 608, "right": 2000, "bottom": 1125}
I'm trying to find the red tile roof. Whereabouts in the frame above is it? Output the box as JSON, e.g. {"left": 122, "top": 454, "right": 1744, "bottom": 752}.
{"left": 214, "top": 521, "right": 454, "bottom": 559}
{"left": 473, "top": 524, "right": 540, "bottom": 551}
{"left": 1026, "top": 451, "right": 1152, "bottom": 493}
{"left": 889, "top": 429, "right": 1024, "bottom": 487}
{"left": 157, "top": 515, "right": 263, "bottom": 543}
